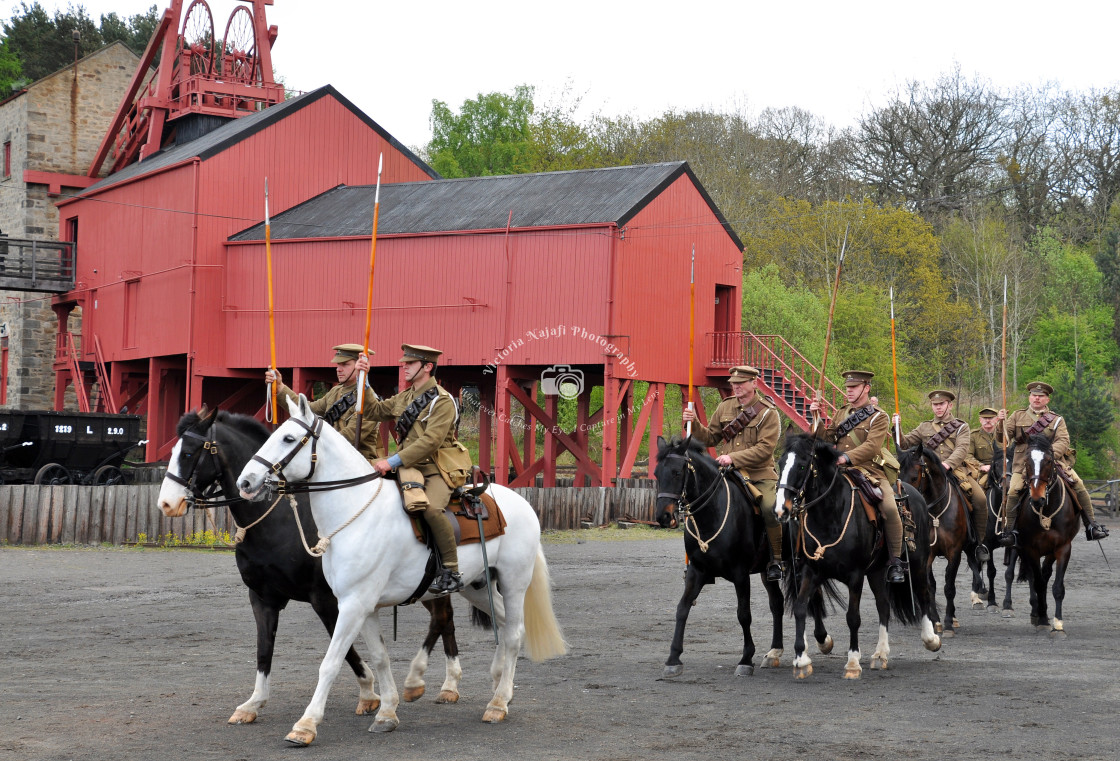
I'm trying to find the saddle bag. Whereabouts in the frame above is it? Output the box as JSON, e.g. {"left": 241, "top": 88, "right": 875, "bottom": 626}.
{"left": 397, "top": 466, "right": 429, "bottom": 513}
{"left": 848, "top": 467, "right": 884, "bottom": 505}
{"left": 873, "top": 447, "right": 900, "bottom": 483}
{"left": 436, "top": 441, "right": 473, "bottom": 490}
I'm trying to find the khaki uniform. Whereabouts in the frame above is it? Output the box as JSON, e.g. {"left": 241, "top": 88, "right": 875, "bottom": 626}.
{"left": 901, "top": 416, "right": 987, "bottom": 539}
{"left": 819, "top": 403, "right": 903, "bottom": 558}
{"left": 998, "top": 406, "right": 1097, "bottom": 528}
{"left": 276, "top": 381, "right": 386, "bottom": 461}
{"left": 692, "top": 390, "right": 782, "bottom": 559}
{"left": 366, "top": 377, "right": 461, "bottom": 571}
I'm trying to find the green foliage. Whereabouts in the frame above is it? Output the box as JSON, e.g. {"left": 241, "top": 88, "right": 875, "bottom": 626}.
{"left": 427, "top": 85, "right": 537, "bottom": 177}
{"left": 1050, "top": 364, "right": 1116, "bottom": 478}
{"left": 0, "top": 37, "right": 22, "bottom": 96}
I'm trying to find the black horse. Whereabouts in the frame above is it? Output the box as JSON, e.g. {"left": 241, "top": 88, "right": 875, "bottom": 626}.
{"left": 775, "top": 433, "right": 942, "bottom": 679}
{"left": 976, "top": 445, "right": 1021, "bottom": 616}
{"left": 898, "top": 445, "right": 976, "bottom": 636}
{"left": 1011, "top": 434, "right": 1082, "bottom": 636}
{"left": 156, "top": 408, "right": 465, "bottom": 724}
{"left": 654, "top": 435, "right": 833, "bottom": 678}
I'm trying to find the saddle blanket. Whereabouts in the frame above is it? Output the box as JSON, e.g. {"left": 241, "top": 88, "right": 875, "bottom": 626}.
{"left": 410, "top": 492, "right": 507, "bottom": 546}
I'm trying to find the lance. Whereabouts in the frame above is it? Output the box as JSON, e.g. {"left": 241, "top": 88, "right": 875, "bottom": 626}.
{"left": 264, "top": 178, "right": 278, "bottom": 427}
{"left": 354, "top": 153, "right": 384, "bottom": 448}
{"left": 686, "top": 244, "right": 695, "bottom": 438}
{"left": 890, "top": 285, "right": 902, "bottom": 449}
{"left": 813, "top": 224, "right": 848, "bottom": 433}
{"left": 998, "top": 275, "right": 1011, "bottom": 531}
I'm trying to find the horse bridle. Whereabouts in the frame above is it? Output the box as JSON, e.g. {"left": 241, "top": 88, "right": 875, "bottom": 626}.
{"left": 165, "top": 425, "right": 243, "bottom": 508}
{"left": 657, "top": 452, "right": 728, "bottom": 522}
{"left": 249, "top": 415, "right": 381, "bottom": 494}
{"left": 777, "top": 446, "right": 840, "bottom": 517}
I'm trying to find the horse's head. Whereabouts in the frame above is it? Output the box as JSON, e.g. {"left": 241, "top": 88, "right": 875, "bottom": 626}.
{"left": 237, "top": 395, "right": 320, "bottom": 501}
{"left": 653, "top": 435, "right": 708, "bottom": 528}
{"left": 1025, "top": 434, "right": 1055, "bottom": 506}
{"left": 898, "top": 445, "right": 942, "bottom": 495}
{"left": 774, "top": 432, "right": 838, "bottom": 521}
{"left": 158, "top": 405, "right": 217, "bottom": 517}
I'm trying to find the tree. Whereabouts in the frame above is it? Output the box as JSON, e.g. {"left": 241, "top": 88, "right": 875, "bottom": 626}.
{"left": 0, "top": 37, "right": 22, "bottom": 97}
{"left": 1050, "top": 363, "right": 1116, "bottom": 478}
{"left": 426, "top": 86, "right": 536, "bottom": 177}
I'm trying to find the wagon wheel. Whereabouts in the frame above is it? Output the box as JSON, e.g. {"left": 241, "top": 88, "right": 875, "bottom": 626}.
{"left": 34, "top": 463, "right": 71, "bottom": 486}
{"left": 221, "top": 5, "right": 258, "bottom": 84}
{"left": 179, "top": 0, "right": 215, "bottom": 77}
{"left": 92, "top": 465, "right": 125, "bottom": 486}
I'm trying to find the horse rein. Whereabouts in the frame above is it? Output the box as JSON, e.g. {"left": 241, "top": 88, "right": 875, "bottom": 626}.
{"left": 657, "top": 452, "right": 732, "bottom": 552}
{"left": 165, "top": 426, "right": 243, "bottom": 508}
{"left": 249, "top": 415, "right": 381, "bottom": 495}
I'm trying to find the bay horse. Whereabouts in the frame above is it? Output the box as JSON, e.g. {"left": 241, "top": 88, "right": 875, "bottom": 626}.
{"left": 156, "top": 407, "right": 466, "bottom": 725}
{"left": 653, "top": 436, "right": 833, "bottom": 678}
{"left": 775, "top": 433, "right": 941, "bottom": 679}
{"left": 236, "top": 395, "right": 567, "bottom": 745}
{"left": 898, "top": 445, "right": 976, "bottom": 636}
{"left": 1010, "top": 434, "right": 1081, "bottom": 636}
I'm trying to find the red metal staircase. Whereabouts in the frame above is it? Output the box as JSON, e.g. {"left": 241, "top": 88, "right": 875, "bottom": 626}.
{"left": 707, "top": 331, "right": 843, "bottom": 430}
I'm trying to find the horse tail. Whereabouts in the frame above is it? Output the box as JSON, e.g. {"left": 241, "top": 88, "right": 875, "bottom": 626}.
{"left": 890, "top": 483, "right": 940, "bottom": 627}
{"left": 811, "top": 578, "right": 844, "bottom": 618}
{"left": 470, "top": 605, "right": 492, "bottom": 631}
{"left": 521, "top": 548, "right": 569, "bottom": 662}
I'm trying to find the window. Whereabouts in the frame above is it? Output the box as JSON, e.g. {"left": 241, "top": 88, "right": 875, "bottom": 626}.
{"left": 3, "top": 141, "right": 10, "bottom": 178}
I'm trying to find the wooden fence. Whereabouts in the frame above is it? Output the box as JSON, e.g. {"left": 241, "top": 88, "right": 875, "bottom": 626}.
{"left": 0, "top": 480, "right": 659, "bottom": 546}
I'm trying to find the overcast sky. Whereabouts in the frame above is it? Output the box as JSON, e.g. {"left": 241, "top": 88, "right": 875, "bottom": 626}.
{"left": 6, "top": 1, "right": 1120, "bottom": 150}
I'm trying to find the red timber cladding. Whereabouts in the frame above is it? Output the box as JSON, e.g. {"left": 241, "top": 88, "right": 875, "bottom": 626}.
{"left": 612, "top": 173, "right": 742, "bottom": 385}
{"left": 221, "top": 227, "right": 612, "bottom": 371}
{"left": 61, "top": 164, "right": 198, "bottom": 361}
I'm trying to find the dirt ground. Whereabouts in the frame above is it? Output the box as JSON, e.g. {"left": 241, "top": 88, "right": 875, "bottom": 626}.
{"left": 1, "top": 530, "right": 1117, "bottom": 761}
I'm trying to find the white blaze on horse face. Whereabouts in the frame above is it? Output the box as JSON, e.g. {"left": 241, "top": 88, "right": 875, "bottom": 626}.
{"left": 157, "top": 439, "right": 190, "bottom": 517}
{"left": 1030, "top": 449, "right": 1044, "bottom": 484}
{"left": 774, "top": 454, "right": 796, "bottom": 520}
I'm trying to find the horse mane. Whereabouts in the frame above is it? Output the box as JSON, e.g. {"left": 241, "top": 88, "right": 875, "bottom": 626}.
{"left": 215, "top": 409, "right": 272, "bottom": 441}
{"left": 782, "top": 431, "right": 840, "bottom": 468}
{"left": 899, "top": 443, "right": 946, "bottom": 473}
{"left": 176, "top": 410, "right": 204, "bottom": 437}
{"left": 1026, "top": 432, "right": 1053, "bottom": 454}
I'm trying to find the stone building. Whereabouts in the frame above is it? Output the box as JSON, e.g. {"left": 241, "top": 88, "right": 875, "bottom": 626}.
{"left": 0, "top": 41, "right": 139, "bottom": 410}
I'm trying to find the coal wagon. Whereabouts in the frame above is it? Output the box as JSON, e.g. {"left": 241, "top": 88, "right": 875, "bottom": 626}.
{"left": 0, "top": 410, "right": 144, "bottom": 485}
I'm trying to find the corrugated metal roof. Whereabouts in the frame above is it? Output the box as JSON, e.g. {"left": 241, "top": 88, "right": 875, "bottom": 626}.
{"left": 230, "top": 161, "right": 742, "bottom": 248}
{"left": 78, "top": 85, "right": 437, "bottom": 195}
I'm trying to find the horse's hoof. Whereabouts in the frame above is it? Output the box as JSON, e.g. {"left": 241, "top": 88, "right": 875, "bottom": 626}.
{"left": 228, "top": 708, "right": 257, "bottom": 725}
{"left": 843, "top": 667, "right": 862, "bottom": 679}
{"left": 972, "top": 601, "right": 985, "bottom": 611}
{"left": 355, "top": 698, "right": 380, "bottom": 715}
{"left": 925, "top": 637, "right": 942, "bottom": 653}
{"left": 663, "top": 664, "right": 684, "bottom": 678}
{"left": 482, "top": 706, "right": 508, "bottom": 723}
{"left": 762, "top": 655, "right": 781, "bottom": 669}
{"left": 435, "top": 690, "right": 460, "bottom": 704}
{"left": 870, "top": 656, "right": 886, "bottom": 670}
{"left": 1001, "top": 609, "right": 1015, "bottom": 619}
{"left": 284, "top": 729, "right": 315, "bottom": 746}
{"left": 1035, "top": 624, "right": 1050, "bottom": 633}
{"left": 941, "top": 628, "right": 955, "bottom": 639}
{"left": 734, "top": 663, "right": 754, "bottom": 677}
{"left": 1030, "top": 615, "right": 1040, "bottom": 627}
{"left": 402, "top": 685, "right": 425, "bottom": 702}
{"left": 793, "top": 664, "right": 813, "bottom": 679}
{"left": 952, "top": 617, "right": 960, "bottom": 629}
{"left": 934, "top": 622, "right": 944, "bottom": 634}
{"left": 1050, "top": 628, "right": 1068, "bottom": 640}
{"left": 987, "top": 605, "right": 999, "bottom": 614}
{"left": 817, "top": 635, "right": 834, "bottom": 655}
{"left": 369, "top": 716, "right": 399, "bottom": 733}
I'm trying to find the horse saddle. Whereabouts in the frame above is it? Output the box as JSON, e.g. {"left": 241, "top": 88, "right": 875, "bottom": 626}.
{"left": 842, "top": 470, "right": 883, "bottom": 528}
{"left": 406, "top": 467, "right": 508, "bottom": 546}
{"left": 725, "top": 469, "right": 762, "bottom": 513}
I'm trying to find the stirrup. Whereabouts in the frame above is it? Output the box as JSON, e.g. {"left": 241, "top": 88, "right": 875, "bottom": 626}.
{"left": 765, "top": 561, "right": 785, "bottom": 582}
{"left": 974, "top": 544, "right": 990, "bottom": 563}
{"left": 997, "top": 530, "right": 1017, "bottom": 548}
{"left": 429, "top": 570, "right": 463, "bottom": 595}
{"left": 1086, "top": 523, "right": 1109, "bottom": 541}
{"left": 886, "top": 558, "right": 906, "bottom": 584}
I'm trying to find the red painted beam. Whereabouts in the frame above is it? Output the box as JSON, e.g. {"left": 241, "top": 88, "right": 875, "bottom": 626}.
{"left": 22, "top": 170, "right": 98, "bottom": 196}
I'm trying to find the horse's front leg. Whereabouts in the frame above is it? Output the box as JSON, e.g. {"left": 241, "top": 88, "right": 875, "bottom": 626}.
{"left": 844, "top": 573, "right": 867, "bottom": 678}
{"left": 285, "top": 600, "right": 371, "bottom": 746}
{"left": 663, "top": 565, "right": 710, "bottom": 678}
{"left": 1031, "top": 556, "right": 1054, "bottom": 631}
{"left": 1001, "top": 548, "right": 1017, "bottom": 617}
{"left": 942, "top": 549, "right": 961, "bottom": 635}
{"left": 484, "top": 584, "right": 527, "bottom": 724}
{"left": 359, "top": 613, "right": 402, "bottom": 733}
{"left": 229, "top": 591, "right": 279, "bottom": 724}
{"left": 986, "top": 545, "right": 1000, "bottom": 612}
{"left": 967, "top": 548, "right": 987, "bottom": 608}
{"left": 732, "top": 577, "right": 756, "bottom": 676}
{"left": 761, "top": 576, "right": 784, "bottom": 669}
{"left": 791, "top": 572, "right": 817, "bottom": 679}
{"left": 1049, "top": 548, "right": 1071, "bottom": 638}
{"left": 307, "top": 590, "right": 379, "bottom": 715}
{"left": 811, "top": 587, "right": 835, "bottom": 655}
{"left": 404, "top": 597, "right": 460, "bottom": 704}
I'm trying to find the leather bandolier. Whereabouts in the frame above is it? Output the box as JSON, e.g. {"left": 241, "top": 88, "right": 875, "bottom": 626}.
{"left": 835, "top": 404, "right": 876, "bottom": 440}
{"left": 321, "top": 389, "right": 357, "bottom": 426}
{"left": 394, "top": 386, "right": 441, "bottom": 443}
{"left": 720, "top": 403, "right": 761, "bottom": 442}
{"left": 925, "top": 418, "right": 964, "bottom": 449}
{"left": 1018, "top": 411, "right": 1057, "bottom": 443}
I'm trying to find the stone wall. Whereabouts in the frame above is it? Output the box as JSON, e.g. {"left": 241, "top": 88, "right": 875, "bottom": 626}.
{"left": 0, "top": 43, "right": 138, "bottom": 411}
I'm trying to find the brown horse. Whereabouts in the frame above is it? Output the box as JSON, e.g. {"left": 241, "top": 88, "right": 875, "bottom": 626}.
{"left": 898, "top": 445, "right": 975, "bottom": 637}
{"left": 1011, "top": 434, "right": 1082, "bottom": 636}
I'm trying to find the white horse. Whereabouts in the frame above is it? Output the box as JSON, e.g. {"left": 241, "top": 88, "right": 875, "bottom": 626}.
{"left": 236, "top": 395, "right": 567, "bottom": 746}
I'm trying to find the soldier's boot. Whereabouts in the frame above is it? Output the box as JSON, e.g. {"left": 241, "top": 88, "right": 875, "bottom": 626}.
{"left": 971, "top": 491, "right": 990, "bottom": 563}
{"left": 880, "top": 483, "right": 907, "bottom": 584}
{"left": 424, "top": 505, "right": 462, "bottom": 595}
{"left": 886, "top": 556, "right": 907, "bottom": 584}
{"left": 998, "top": 490, "right": 1021, "bottom": 547}
{"left": 764, "top": 523, "right": 785, "bottom": 582}
{"left": 1074, "top": 485, "right": 1110, "bottom": 541}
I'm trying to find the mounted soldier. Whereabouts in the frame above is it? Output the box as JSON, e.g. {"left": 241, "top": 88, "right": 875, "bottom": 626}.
{"left": 682, "top": 365, "right": 785, "bottom": 581}
{"left": 996, "top": 381, "right": 1109, "bottom": 546}
{"left": 265, "top": 343, "right": 385, "bottom": 462}
{"left": 365, "top": 344, "right": 472, "bottom": 595}
{"left": 899, "top": 390, "right": 989, "bottom": 563}
{"left": 809, "top": 370, "right": 907, "bottom": 583}
{"left": 967, "top": 407, "right": 1000, "bottom": 487}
